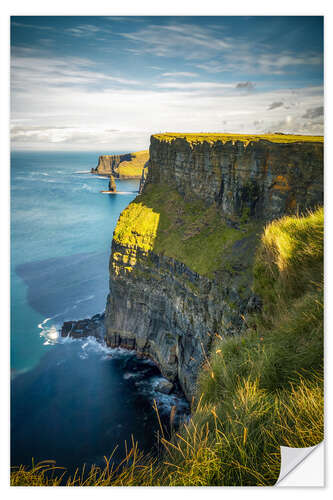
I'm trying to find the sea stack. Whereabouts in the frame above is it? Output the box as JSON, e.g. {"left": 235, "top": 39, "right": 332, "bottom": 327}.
{"left": 108, "top": 175, "right": 117, "bottom": 192}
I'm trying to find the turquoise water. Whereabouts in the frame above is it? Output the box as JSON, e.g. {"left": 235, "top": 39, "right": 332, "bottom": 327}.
{"left": 10, "top": 151, "right": 188, "bottom": 471}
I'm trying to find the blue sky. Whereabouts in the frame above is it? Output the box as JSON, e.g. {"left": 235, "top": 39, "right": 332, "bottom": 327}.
{"left": 11, "top": 16, "right": 324, "bottom": 150}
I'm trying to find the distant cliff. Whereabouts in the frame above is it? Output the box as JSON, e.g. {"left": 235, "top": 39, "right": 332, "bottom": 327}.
{"left": 103, "top": 133, "right": 323, "bottom": 400}
{"left": 91, "top": 150, "right": 149, "bottom": 179}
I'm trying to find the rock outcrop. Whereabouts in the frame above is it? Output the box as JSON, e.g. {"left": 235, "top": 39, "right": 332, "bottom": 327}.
{"left": 139, "top": 161, "right": 149, "bottom": 193}
{"left": 61, "top": 313, "right": 105, "bottom": 340}
{"left": 108, "top": 175, "right": 117, "bottom": 192}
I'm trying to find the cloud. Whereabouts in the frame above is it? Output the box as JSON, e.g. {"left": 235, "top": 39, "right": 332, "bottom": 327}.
{"left": 10, "top": 124, "right": 122, "bottom": 145}
{"left": 267, "top": 101, "right": 284, "bottom": 111}
{"left": 195, "top": 62, "right": 225, "bottom": 73}
{"left": 162, "top": 72, "right": 198, "bottom": 78}
{"left": 11, "top": 81, "right": 323, "bottom": 151}
{"left": 154, "top": 81, "right": 234, "bottom": 90}
{"left": 11, "top": 21, "right": 55, "bottom": 31}
{"left": 120, "top": 23, "right": 232, "bottom": 60}
{"left": 302, "top": 106, "right": 324, "bottom": 119}
{"left": 236, "top": 81, "right": 255, "bottom": 90}
{"left": 65, "top": 24, "right": 106, "bottom": 38}
{"left": 196, "top": 51, "right": 322, "bottom": 77}
{"left": 118, "top": 21, "right": 322, "bottom": 79}
{"left": 11, "top": 49, "right": 141, "bottom": 91}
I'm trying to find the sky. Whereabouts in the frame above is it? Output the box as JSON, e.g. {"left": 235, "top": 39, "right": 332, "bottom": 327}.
{"left": 10, "top": 16, "right": 324, "bottom": 151}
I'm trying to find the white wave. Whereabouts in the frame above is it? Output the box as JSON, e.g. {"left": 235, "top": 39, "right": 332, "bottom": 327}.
{"left": 74, "top": 294, "right": 95, "bottom": 305}
{"left": 41, "top": 325, "right": 59, "bottom": 345}
{"left": 73, "top": 183, "right": 97, "bottom": 193}
{"left": 80, "top": 336, "right": 112, "bottom": 355}
{"left": 134, "top": 375, "right": 190, "bottom": 416}
{"left": 74, "top": 171, "right": 92, "bottom": 174}
{"left": 11, "top": 367, "right": 31, "bottom": 380}
{"left": 40, "top": 178, "right": 56, "bottom": 183}
{"left": 101, "top": 191, "right": 138, "bottom": 195}
{"left": 38, "top": 317, "right": 52, "bottom": 330}
{"left": 123, "top": 372, "right": 141, "bottom": 380}
{"left": 38, "top": 315, "right": 62, "bottom": 345}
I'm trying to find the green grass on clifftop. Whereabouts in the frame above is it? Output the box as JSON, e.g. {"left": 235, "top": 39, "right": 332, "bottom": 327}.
{"left": 153, "top": 132, "right": 323, "bottom": 146}
{"left": 113, "top": 183, "right": 261, "bottom": 279}
{"left": 253, "top": 207, "right": 323, "bottom": 319}
{"left": 116, "top": 150, "right": 149, "bottom": 177}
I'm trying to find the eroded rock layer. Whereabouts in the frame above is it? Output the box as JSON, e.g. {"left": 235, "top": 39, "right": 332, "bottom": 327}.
{"left": 148, "top": 135, "right": 323, "bottom": 221}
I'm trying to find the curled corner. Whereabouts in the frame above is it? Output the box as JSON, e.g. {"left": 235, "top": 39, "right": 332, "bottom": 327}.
{"left": 276, "top": 441, "right": 324, "bottom": 485}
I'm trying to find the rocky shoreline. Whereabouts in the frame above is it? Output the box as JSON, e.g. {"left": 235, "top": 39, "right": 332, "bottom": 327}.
{"left": 61, "top": 313, "right": 105, "bottom": 340}
{"left": 60, "top": 313, "right": 177, "bottom": 396}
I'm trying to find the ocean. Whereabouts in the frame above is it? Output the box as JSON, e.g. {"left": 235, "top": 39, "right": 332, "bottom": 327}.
{"left": 10, "top": 151, "right": 188, "bottom": 472}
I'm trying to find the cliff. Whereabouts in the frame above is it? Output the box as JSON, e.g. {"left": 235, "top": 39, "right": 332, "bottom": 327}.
{"left": 104, "top": 133, "right": 323, "bottom": 400}
{"left": 92, "top": 150, "right": 149, "bottom": 178}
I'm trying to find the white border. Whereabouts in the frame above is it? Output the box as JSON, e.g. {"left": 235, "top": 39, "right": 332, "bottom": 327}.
{"left": 1, "top": 1, "right": 331, "bottom": 496}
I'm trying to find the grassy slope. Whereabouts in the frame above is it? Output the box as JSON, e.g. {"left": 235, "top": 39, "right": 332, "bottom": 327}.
{"left": 11, "top": 207, "right": 323, "bottom": 486}
{"left": 113, "top": 183, "right": 261, "bottom": 279}
{"left": 165, "top": 207, "right": 323, "bottom": 486}
{"left": 116, "top": 150, "right": 149, "bottom": 177}
{"left": 153, "top": 132, "right": 324, "bottom": 146}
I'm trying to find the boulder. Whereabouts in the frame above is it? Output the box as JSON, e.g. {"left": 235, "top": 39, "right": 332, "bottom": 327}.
{"left": 156, "top": 379, "right": 174, "bottom": 395}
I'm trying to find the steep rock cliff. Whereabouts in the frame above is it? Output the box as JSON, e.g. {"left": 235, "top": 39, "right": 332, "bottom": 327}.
{"left": 104, "top": 133, "right": 323, "bottom": 400}
{"left": 148, "top": 134, "right": 323, "bottom": 221}
{"left": 92, "top": 154, "right": 130, "bottom": 175}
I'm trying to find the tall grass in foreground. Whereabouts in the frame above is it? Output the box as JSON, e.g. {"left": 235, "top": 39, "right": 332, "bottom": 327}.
{"left": 11, "top": 207, "right": 324, "bottom": 486}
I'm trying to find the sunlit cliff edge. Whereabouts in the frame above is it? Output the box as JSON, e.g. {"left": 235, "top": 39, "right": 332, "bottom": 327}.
{"left": 91, "top": 150, "right": 149, "bottom": 178}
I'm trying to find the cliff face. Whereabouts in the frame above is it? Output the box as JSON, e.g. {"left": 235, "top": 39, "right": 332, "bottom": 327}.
{"left": 148, "top": 135, "right": 323, "bottom": 221}
{"left": 92, "top": 154, "right": 131, "bottom": 175}
{"left": 104, "top": 134, "right": 323, "bottom": 400}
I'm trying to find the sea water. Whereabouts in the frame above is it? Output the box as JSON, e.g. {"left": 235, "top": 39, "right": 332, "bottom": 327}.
{"left": 10, "top": 151, "right": 188, "bottom": 472}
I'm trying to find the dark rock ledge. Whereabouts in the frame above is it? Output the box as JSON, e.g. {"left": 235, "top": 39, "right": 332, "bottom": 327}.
{"left": 61, "top": 313, "right": 105, "bottom": 341}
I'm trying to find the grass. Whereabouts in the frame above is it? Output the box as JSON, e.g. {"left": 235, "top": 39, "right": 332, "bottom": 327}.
{"left": 153, "top": 133, "right": 324, "bottom": 146}
{"left": 113, "top": 183, "right": 261, "bottom": 279}
{"left": 253, "top": 206, "right": 323, "bottom": 319}
{"left": 116, "top": 150, "right": 149, "bottom": 177}
{"left": 11, "top": 207, "right": 323, "bottom": 486}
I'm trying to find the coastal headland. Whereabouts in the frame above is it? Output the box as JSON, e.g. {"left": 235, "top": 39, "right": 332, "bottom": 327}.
{"left": 91, "top": 150, "right": 149, "bottom": 179}
{"left": 50, "top": 132, "right": 324, "bottom": 485}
